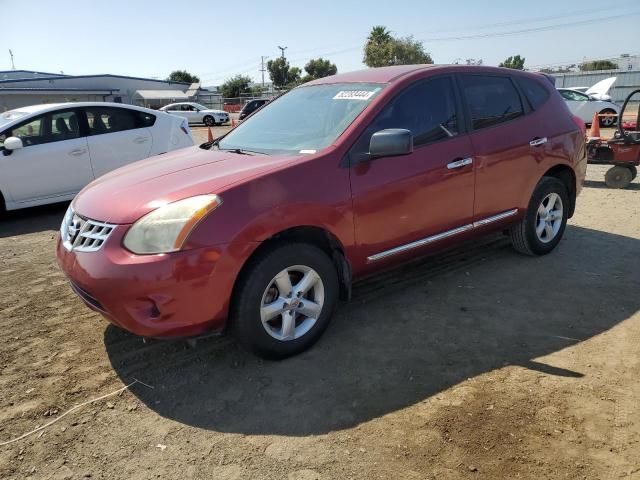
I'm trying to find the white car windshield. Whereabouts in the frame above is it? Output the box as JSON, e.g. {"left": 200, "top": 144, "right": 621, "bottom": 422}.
{"left": 193, "top": 103, "right": 210, "bottom": 111}
{"left": 0, "top": 109, "right": 29, "bottom": 128}
{"left": 218, "top": 83, "right": 385, "bottom": 156}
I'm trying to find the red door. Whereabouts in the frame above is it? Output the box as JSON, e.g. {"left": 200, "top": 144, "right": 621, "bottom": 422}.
{"left": 349, "top": 76, "right": 475, "bottom": 266}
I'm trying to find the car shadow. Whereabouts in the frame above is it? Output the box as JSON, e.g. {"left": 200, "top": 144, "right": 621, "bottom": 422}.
{"left": 583, "top": 179, "right": 640, "bottom": 190}
{"left": 105, "top": 225, "right": 640, "bottom": 436}
{"left": 0, "top": 202, "right": 68, "bottom": 238}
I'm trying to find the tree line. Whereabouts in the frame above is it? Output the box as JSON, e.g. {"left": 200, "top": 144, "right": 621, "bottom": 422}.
{"left": 166, "top": 25, "right": 622, "bottom": 97}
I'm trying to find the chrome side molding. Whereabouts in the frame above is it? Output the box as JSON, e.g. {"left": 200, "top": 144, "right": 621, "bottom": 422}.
{"left": 367, "top": 208, "right": 518, "bottom": 262}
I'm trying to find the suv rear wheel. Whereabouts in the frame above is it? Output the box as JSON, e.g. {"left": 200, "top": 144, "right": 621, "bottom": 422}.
{"left": 509, "top": 176, "right": 569, "bottom": 256}
{"left": 231, "top": 243, "right": 339, "bottom": 359}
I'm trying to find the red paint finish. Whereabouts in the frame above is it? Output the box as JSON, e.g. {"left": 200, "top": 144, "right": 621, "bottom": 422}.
{"left": 57, "top": 65, "right": 586, "bottom": 338}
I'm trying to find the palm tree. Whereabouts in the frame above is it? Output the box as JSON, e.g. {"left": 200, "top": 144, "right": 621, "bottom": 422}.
{"left": 368, "top": 26, "right": 392, "bottom": 45}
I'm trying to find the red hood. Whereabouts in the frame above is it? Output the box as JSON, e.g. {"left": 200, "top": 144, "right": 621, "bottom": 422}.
{"left": 73, "top": 146, "right": 292, "bottom": 224}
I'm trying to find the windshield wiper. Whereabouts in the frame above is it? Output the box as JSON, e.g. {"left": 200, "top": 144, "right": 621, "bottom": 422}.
{"left": 219, "top": 148, "right": 263, "bottom": 156}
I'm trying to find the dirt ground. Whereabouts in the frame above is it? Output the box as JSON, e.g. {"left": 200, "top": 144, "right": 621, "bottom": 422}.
{"left": 0, "top": 162, "right": 639, "bottom": 480}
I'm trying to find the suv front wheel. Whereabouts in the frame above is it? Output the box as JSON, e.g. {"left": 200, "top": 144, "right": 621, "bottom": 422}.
{"left": 231, "top": 243, "right": 339, "bottom": 359}
{"left": 509, "top": 176, "right": 569, "bottom": 256}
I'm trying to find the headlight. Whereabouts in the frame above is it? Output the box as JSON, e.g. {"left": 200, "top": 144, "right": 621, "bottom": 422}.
{"left": 123, "top": 195, "right": 222, "bottom": 254}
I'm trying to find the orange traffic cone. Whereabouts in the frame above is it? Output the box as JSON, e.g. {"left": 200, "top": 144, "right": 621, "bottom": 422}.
{"left": 207, "top": 127, "right": 213, "bottom": 142}
{"left": 589, "top": 112, "right": 600, "bottom": 138}
{"left": 232, "top": 118, "right": 238, "bottom": 128}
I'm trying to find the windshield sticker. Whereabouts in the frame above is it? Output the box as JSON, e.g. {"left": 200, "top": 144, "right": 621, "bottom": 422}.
{"left": 333, "top": 90, "right": 378, "bottom": 101}
{"left": 299, "top": 149, "right": 317, "bottom": 154}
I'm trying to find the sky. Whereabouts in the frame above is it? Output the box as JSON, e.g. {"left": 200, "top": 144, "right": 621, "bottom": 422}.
{"left": 1, "top": 0, "right": 639, "bottom": 86}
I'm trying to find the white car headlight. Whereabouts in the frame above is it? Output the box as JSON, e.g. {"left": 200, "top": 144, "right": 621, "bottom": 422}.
{"left": 123, "top": 195, "right": 222, "bottom": 254}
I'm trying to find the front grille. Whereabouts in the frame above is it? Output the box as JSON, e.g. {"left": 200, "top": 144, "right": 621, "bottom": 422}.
{"left": 60, "top": 207, "right": 115, "bottom": 253}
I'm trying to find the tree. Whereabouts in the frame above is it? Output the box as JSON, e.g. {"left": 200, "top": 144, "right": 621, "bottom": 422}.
{"left": 220, "top": 75, "right": 252, "bottom": 98}
{"left": 580, "top": 60, "right": 618, "bottom": 71}
{"left": 302, "top": 58, "right": 338, "bottom": 82}
{"left": 363, "top": 26, "right": 433, "bottom": 67}
{"left": 499, "top": 55, "right": 525, "bottom": 70}
{"left": 540, "top": 65, "right": 575, "bottom": 74}
{"left": 167, "top": 70, "right": 200, "bottom": 83}
{"left": 267, "top": 57, "right": 301, "bottom": 88}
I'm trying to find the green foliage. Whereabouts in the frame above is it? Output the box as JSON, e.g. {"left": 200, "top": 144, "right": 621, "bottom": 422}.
{"left": 220, "top": 75, "right": 252, "bottom": 98}
{"left": 363, "top": 26, "right": 433, "bottom": 67}
{"left": 167, "top": 70, "right": 200, "bottom": 83}
{"left": 580, "top": 60, "right": 618, "bottom": 71}
{"left": 539, "top": 65, "right": 575, "bottom": 74}
{"left": 499, "top": 55, "right": 526, "bottom": 70}
{"left": 268, "top": 58, "right": 297, "bottom": 88}
{"left": 302, "top": 58, "right": 338, "bottom": 82}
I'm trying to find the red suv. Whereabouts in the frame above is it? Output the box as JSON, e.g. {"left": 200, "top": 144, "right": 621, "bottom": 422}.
{"left": 57, "top": 65, "right": 586, "bottom": 359}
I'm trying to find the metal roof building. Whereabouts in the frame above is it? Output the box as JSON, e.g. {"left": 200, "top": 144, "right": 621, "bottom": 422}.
{"left": 0, "top": 70, "right": 220, "bottom": 111}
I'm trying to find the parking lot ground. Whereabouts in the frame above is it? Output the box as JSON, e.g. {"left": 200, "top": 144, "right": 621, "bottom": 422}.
{"left": 0, "top": 166, "right": 639, "bottom": 479}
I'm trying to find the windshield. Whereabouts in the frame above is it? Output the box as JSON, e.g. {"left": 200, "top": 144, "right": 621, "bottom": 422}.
{"left": 194, "top": 103, "right": 210, "bottom": 111}
{"left": 218, "top": 83, "right": 385, "bottom": 155}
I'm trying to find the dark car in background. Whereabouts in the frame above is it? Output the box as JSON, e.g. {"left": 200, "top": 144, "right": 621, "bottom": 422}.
{"left": 238, "top": 98, "right": 269, "bottom": 120}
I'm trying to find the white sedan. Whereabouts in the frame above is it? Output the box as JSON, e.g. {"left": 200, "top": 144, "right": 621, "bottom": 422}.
{"left": 0, "top": 102, "right": 194, "bottom": 212}
{"left": 557, "top": 77, "right": 620, "bottom": 127}
{"left": 160, "top": 102, "right": 229, "bottom": 126}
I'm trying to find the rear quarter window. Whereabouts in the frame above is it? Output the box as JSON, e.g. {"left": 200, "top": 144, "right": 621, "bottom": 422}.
{"left": 517, "top": 76, "right": 551, "bottom": 110}
{"left": 137, "top": 111, "right": 156, "bottom": 127}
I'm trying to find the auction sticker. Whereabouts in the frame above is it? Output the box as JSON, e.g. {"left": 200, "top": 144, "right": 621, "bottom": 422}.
{"left": 333, "top": 90, "right": 378, "bottom": 100}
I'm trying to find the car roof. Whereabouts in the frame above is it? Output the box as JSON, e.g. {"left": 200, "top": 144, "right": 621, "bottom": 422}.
{"left": 305, "top": 64, "right": 550, "bottom": 86}
{"left": 6, "top": 102, "right": 157, "bottom": 115}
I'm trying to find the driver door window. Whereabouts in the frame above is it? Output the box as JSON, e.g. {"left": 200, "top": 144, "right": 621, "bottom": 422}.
{"left": 349, "top": 76, "right": 459, "bottom": 163}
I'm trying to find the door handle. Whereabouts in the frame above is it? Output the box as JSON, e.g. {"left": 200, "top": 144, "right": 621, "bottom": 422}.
{"left": 68, "top": 148, "right": 87, "bottom": 156}
{"left": 529, "top": 137, "right": 548, "bottom": 147}
{"left": 447, "top": 157, "right": 473, "bottom": 170}
{"left": 133, "top": 136, "right": 149, "bottom": 144}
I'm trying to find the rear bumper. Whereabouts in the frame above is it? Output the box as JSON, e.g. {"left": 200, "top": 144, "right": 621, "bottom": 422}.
{"left": 56, "top": 226, "right": 240, "bottom": 338}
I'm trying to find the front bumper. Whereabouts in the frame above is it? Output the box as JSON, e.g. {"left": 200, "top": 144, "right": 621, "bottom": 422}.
{"left": 56, "top": 225, "right": 237, "bottom": 338}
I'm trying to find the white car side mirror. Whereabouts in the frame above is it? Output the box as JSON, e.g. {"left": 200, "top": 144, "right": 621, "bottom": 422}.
{"left": 4, "top": 136, "right": 23, "bottom": 154}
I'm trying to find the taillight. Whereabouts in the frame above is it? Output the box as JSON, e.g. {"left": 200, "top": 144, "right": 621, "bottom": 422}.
{"left": 572, "top": 115, "right": 586, "bottom": 137}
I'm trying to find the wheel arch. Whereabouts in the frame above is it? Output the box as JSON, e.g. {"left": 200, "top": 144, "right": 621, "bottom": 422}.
{"left": 231, "top": 225, "right": 352, "bottom": 305}
{"left": 541, "top": 164, "right": 577, "bottom": 217}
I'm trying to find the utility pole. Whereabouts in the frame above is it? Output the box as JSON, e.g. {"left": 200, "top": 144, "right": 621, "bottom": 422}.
{"left": 277, "top": 46, "right": 288, "bottom": 87}
{"left": 9, "top": 49, "right": 15, "bottom": 70}
{"left": 259, "top": 56, "right": 269, "bottom": 89}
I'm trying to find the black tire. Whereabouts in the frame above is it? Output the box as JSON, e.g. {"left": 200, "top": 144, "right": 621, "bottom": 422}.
{"left": 604, "top": 166, "right": 632, "bottom": 189}
{"left": 628, "top": 165, "right": 638, "bottom": 181}
{"left": 203, "top": 116, "right": 215, "bottom": 127}
{"left": 231, "top": 243, "right": 339, "bottom": 359}
{"left": 509, "top": 176, "right": 569, "bottom": 256}
{"left": 599, "top": 109, "right": 617, "bottom": 128}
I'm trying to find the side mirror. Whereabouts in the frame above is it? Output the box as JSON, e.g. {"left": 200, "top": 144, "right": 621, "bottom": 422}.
{"left": 3, "top": 136, "right": 23, "bottom": 155}
{"left": 369, "top": 129, "right": 413, "bottom": 158}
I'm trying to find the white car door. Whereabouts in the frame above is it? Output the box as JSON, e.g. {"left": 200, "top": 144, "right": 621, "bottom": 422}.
{"left": 84, "top": 106, "right": 153, "bottom": 178}
{"left": 181, "top": 104, "right": 200, "bottom": 123}
{"left": 0, "top": 109, "right": 93, "bottom": 204}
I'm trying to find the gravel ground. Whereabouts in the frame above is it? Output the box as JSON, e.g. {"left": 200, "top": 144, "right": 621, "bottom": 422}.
{"left": 0, "top": 164, "right": 638, "bottom": 480}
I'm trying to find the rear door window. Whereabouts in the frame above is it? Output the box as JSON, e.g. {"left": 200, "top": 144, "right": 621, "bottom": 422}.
{"left": 85, "top": 107, "right": 142, "bottom": 135}
{"left": 459, "top": 74, "right": 524, "bottom": 130}
{"left": 517, "top": 76, "right": 551, "bottom": 110}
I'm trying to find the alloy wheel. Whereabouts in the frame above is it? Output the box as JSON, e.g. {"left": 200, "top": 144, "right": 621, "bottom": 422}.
{"left": 260, "top": 265, "right": 325, "bottom": 341}
{"left": 535, "top": 192, "right": 563, "bottom": 243}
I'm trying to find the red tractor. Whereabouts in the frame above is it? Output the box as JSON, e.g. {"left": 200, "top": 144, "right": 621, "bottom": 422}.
{"left": 586, "top": 89, "right": 640, "bottom": 189}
